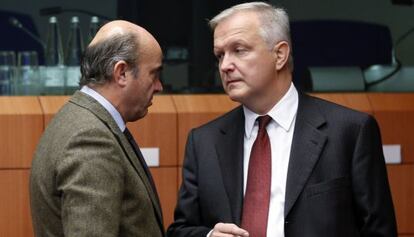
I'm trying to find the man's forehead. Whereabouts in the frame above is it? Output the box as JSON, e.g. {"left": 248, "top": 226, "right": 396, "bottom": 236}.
{"left": 213, "top": 22, "right": 261, "bottom": 49}
{"left": 214, "top": 29, "right": 246, "bottom": 46}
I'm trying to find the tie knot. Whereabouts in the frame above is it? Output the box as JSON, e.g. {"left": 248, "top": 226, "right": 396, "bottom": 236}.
{"left": 257, "top": 115, "right": 272, "bottom": 131}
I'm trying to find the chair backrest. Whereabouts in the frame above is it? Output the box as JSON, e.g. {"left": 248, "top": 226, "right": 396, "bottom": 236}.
{"left": 0, "top": 9, "right": 44, "bottom": 64}
{"left": 290, "top": 20, "right": 393, "bottom": 91}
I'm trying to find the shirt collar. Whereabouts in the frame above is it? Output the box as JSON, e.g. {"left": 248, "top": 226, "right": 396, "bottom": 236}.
{"left": 80, "top": 85, "right": 126, "bottom": 132}
{"left": 243, "top": 83, "right": 298, "bottom": 139}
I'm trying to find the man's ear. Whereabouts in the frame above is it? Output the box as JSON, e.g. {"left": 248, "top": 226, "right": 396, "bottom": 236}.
{"left": 113, "top": 60, "right": 129, "bottom": 87}
{"left": 272, "top": 41, "right": 290, "bottom": 71}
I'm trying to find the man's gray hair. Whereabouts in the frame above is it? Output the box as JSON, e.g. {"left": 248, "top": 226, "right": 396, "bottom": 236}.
{"left": 209, "top": 1, "right": 293, "bottom": 70}
{"left": 80, "top": 32, "right": 140, "bottom": 86}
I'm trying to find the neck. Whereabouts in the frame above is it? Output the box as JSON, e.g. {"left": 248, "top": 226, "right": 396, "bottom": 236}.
{"left": 245, "top": 71, "right": 292, "bottom": 115}
{"left": 88, "top": 83, "right": 125, "bottom": 120}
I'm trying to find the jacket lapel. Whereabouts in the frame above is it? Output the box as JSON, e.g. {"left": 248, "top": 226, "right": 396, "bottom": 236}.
{"left": 284, "top": 93, "right": 327, "bottom": 217}
{"left": 215, "top": 106, "right": 245, "bottom": 225}
{"left": 69, "top": 91, "right": 164, "bottom": 230}
{"left": 118, "top": 129, "right": 164, "bottom": 229}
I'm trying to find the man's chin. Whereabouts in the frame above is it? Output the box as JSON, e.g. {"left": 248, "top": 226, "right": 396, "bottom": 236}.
{"left": 129, "top": 109, "right": 148, "bottom": 122}
{"left": 140, "top": 109, "right": 149, "bottom": 119}
{"left": 227, "top": 90, "right": 246, "bottom": 103}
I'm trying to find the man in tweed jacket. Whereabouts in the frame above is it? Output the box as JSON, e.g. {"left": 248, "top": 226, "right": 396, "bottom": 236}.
{"left": 30, "top": 20, "right": 164, "bottom": 237}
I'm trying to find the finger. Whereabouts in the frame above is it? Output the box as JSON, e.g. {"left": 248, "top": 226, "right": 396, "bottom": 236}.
{"left": 213, "top": 223, "right": 249, "bottom": 237}
{"left": 211, "top": 230, "right": 244, "bottom": 237}
{"left": 211, "top": 231, "right": 234, "bottom": 237}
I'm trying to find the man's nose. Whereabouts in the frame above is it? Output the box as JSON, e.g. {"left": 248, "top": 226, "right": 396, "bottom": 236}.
{"left": 154, "top": 79, "right": 163, "bottom": 93}
{"left": 220, "top": 54, "right": 235, "bottom": 73}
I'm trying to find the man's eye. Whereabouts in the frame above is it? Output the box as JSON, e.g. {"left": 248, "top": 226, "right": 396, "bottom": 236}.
{"left": 235, "top": 48, "right": 246, "bottom": 54}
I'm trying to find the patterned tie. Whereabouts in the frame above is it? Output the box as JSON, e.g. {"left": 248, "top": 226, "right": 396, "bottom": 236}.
{"left": 241, "top": 115, "right": 272, "bottom": 237}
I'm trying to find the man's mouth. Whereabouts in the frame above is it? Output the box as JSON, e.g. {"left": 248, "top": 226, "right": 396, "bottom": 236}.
{"left": 226, "top": 79, "right": 242, "bottom": 86}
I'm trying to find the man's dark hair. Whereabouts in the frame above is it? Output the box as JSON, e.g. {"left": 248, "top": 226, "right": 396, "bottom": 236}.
{"left": 80, "top": 32, "right": 139, "bottom": 86}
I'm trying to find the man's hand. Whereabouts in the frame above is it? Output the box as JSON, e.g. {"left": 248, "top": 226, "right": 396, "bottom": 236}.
{"left": 210, "top": 223, "right": 249, "bottom": 237}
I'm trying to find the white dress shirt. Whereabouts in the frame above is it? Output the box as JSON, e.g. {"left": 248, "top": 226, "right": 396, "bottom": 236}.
{"left": 243, "top": 83, "right": 298, "bottom": 237}
{"left": 80, "top": 86, "right": 126, "bottom": 132}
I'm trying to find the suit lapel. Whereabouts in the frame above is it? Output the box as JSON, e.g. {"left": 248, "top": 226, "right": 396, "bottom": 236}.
{"left": 215, "top": 106, "right": 245, "bottom": 225}
{"left": 69, "top": 91, "right": 164, "bottom": 230}
{"left": 284, "top": 93, "right": 327, "bottom": 217}
{"left": 118, "top": 129, "right": 164, "bottom": 229}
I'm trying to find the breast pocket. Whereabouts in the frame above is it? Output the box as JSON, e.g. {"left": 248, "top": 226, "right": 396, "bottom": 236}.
{"left": 305, "top": 177, "right": 351, "bottom": 198}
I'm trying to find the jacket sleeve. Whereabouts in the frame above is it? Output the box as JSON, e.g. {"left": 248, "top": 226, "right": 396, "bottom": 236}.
{"left": 352, "top": 115, "right": 398, "bottom": 236}
{"left": 56, "top": 127, "right": 124, "bottom": 237}
{"left": 167, "top": 129, "right": 211, "bottom": 237}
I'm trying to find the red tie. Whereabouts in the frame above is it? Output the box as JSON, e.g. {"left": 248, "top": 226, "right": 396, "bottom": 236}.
{"left": 241, "top": 115, "right": 272, "bottom": 237}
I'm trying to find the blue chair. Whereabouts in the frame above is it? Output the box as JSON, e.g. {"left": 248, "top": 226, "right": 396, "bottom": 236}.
{"left": 290, "top": 20, "right": 393, "bottom": 91}
{"left": 0, "top": 9, "right": 44, "bottom": 64}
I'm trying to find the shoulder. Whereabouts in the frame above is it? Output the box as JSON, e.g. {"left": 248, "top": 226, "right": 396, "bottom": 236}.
{"left": 49, "top": 100, "right": 108, "bottom": 133}
{"left": 300, "top": 93, "right": 374, "bottom": 125}
{"left": 38, "top": 99, "right": 115, "bottom": 156}
{"left": 191, "top": 105, "right": 244, "bottom": 134}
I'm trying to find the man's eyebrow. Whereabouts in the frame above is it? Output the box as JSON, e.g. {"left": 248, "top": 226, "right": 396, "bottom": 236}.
{"left": 153, "top": 65, "right": 163, "bottom": 73}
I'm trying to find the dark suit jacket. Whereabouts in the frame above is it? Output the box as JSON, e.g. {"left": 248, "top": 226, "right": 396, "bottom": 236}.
{"left": 30, "top": 91, "right": 164, "bottom": 237}
{"left": 167, "top": 93, "right": 397, "bottom": 237}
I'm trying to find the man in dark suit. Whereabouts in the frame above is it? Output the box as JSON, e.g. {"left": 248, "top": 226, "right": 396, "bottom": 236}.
{"left": 30, "top": 20, "right": 164, "bottom": 236}
{"left": 167, "top": 2, "right": 397, "bottom": 237}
